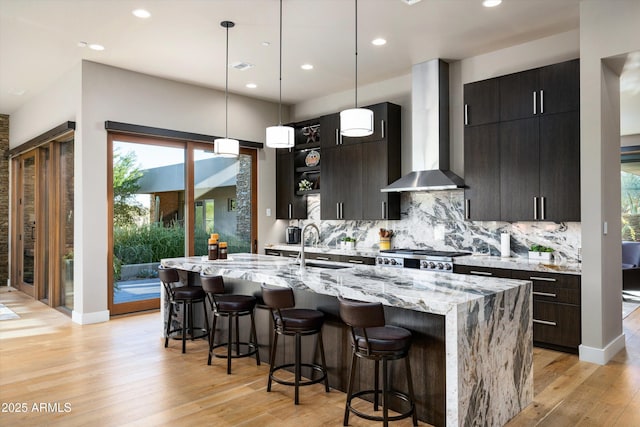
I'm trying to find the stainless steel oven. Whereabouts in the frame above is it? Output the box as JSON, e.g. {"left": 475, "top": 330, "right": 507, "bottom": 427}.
{"left": 376, "top": 249, "right": 470, "bottom": 273}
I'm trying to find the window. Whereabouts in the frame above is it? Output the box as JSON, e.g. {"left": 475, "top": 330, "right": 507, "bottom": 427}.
{"left": 622, "top": 145, "right": 640, "bottom": 241}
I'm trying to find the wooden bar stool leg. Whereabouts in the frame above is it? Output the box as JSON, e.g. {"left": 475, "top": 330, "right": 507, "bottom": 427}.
{"left": 267, "top": 331, "right": 279, "bottom": 392}
{"left": 344, "top": 352, "right": 358, "bottom": 426}
{"left": 208, "top": 313, "right": 218, "bottom": 365}
{"left": 250, "top": 311, "right": 260, "bottom": 365}
{"left": 317, "top": 330, "right": 330, "bottom": 392}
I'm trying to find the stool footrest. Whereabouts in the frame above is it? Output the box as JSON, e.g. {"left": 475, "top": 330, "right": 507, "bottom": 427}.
{"left": 269, "top": 363, "right": 328, "bottom": 387}
{"left": 347, "top": 389, "right": 415, "bottom": 423}
{"left": 211, "top": 341, "right": 259, "bottom": 359}
{"left": 167, "top": 328, "right": 208, "bottom": 341}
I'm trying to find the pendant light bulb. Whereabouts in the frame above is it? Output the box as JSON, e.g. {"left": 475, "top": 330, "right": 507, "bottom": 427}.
{"left": 340, "top": 0, "right": 373, "bottom": 138}
{"left": 214, "top": 20, "right": 239, "bottom": 157}
{"left": 266, "top": 0, "right": 294, "bottom": 148}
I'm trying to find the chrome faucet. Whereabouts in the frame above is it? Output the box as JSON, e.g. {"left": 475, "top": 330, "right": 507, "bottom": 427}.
{"left": 299, "top": 223, "right": 320, "bottom": 268}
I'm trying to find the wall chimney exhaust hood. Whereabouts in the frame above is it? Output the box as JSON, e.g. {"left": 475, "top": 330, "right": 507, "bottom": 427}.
{"left": 382, "top": 59, "right": 464, "bottom": 192}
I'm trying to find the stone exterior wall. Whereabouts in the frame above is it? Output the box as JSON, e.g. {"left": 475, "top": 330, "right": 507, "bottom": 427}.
{"left": 0, "top": 115, "right": 9, "bottom": 286}
{"left": 236, "top": 155, "right": 252, "bottom": 246}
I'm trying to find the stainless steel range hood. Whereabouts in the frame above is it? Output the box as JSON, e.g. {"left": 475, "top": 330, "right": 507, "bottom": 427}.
{"left": 382, "top": 59, "right": 464, "bottom": 192}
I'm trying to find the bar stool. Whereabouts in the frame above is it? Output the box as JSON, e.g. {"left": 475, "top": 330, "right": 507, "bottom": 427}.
{"left": 338, "top": 296, "right": 418, "bottom": 426}
{"left": 200, "top": 274, "right": 260, "bottom": 374}
{"left": 260, "top": 283, "right": 330, "bottom": 404}
{"left": 158, "top": 266, "right": 209, "bottom": 354}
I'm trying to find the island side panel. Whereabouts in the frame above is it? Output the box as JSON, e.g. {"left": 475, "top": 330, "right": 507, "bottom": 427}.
{"left": 455, "top": 282, "right": 533, "bottom": 426}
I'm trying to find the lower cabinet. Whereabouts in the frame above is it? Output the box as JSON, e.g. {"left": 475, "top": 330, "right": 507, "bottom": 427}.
{"left": 264, "top": 249, "right": 375, "bottom": 265}
{"left": 454, "top": 265, "right": 581, "bottom": 353}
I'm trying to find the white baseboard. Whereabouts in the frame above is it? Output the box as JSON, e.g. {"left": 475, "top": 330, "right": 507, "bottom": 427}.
{"left": 579, "top": 333, "right": 626, "bottom": 365}
{"left": 72, "top": 309, "right": 110, "bottom": 325}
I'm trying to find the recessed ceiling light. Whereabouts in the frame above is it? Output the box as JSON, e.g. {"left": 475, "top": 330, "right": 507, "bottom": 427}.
{"left": 372, "top": 38, "right": 387, "bottom": 46}
{"left": 246, "top": 83, "right": 257, "bottom": 89}
{"left": 482, "top": 0, "right": 502, "bottom": 7}
{"left": 89, "top": 43, "right": 105, "bottom": 51}
{"left": 230, "top": 61, "right": 254, "bottom": 71}
{"left": 261, "top": 41, "right": 271, "bottom": 47}
{"left": 301, "top": 64, "right": 314, "bottom": 70}
{"left": 401, "top": 0, "right": 422, "bottom": 5}
{"left": 132, "top": 9, "right": 151, "bottom": 18}
{"left": 8, "top": 88, "right": 26, "bottom": 96}
{"left": 77, "top": 41, "right": 88, "bottom": 48}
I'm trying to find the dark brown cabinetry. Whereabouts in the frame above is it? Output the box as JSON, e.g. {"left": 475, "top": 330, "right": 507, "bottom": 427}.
{"left": 463, "top": 58, "right": 580, "bottom": 222}
{"left": 276, "top": 150, "right": 307, "bottom": 219}
{"left": 511, "top": 270, "right": 581, "bottom": 353}
{"left": 463, "top": 78, "right": 500, "bottom": 126}
{"left": 321, "top": 144, "right": 363, "bottom": 220}
{"left": 263, "top": 249, "right": 375, "bottom": 265}
{"left": 454, "top": 265, "right": 581, "bottom": 353}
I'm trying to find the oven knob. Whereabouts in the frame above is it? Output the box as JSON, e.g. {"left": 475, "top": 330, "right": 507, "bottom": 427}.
{"left": 428, "top": 262, "right": 436, "bottom": 269}
{"left": 384, "top": 258, "right": 390, "bottom": 264}
{"left": 437, "top": 263, "right": 444, "bottom": 270}
{"left": 445, "top": 264, "right": 452, "bottom": 270}
{"left": 390, "top": 259, "right": 397, "bottom": 265}
{"left": 377, "top": 257, "right": 383, "bottom": 264}
{"left": 421, "top": 260, "right": 428, "bottom": 268}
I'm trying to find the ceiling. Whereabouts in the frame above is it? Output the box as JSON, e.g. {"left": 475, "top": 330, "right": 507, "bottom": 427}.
{"left": 0, "top": 0, "right": 585, "bottom": 114}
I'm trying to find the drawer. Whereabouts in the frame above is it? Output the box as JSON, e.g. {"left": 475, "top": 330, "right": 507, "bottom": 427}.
{"left": 453, "top": 265, "right": 512, "bottom": 278}
{"left": 264, "top": 249, "right": 282, "bottom": 257}
{"left": 307, "top": 252, "right": 341, "bottom": 262}
{"left": 533, "top": 301, "right": 581, "bottom": 350}
{"left": 532, "top": 282, "right": 580, "bottom": 305}
{"left": 341, "top": 255, "right": 376, "bottom": 266}
{"left": 511, "top": 270, "right": 580, "bottom": 290}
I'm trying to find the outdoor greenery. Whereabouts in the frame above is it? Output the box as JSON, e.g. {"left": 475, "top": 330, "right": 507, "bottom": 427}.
{"left": 113, "top": 148, "right": 148, "bottom": 227}
{"left": 622, "top": 171, "right": 640, "bottom": 241}
{"left": 114, "top": 221, "right": 186, "bottom": 265}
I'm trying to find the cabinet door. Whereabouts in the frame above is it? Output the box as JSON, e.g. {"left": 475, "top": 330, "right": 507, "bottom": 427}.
{"left": 539, "top": 59, "right": 579, "bottom": 115}
{"left": 464, "top": 124, "right": 500, "bottom": 220}
{"left": 463, "top": 78, "right": 500, "bottom": 126}
{"left": 342, "top": 103, "right": 388, "bottom": 144}
{"left": 276, "top": 151, "right": 307, "bottom": 219}
{"left": 499, "top": 69, "right": 539, "bottom": 122}
{"left": 321, "top": 145, "right": 362, "bottom": 219}
{"left": 362, "top": 140, "right": 400, "bottom": 220}
{"left": 320, "top": 113, "right": 341, "bottom": 149}
{"left": 539, "top": 111, "right": 580, "bottom": 221}
{"left": 500, "top": 118, "right": 540, "bottom": 221}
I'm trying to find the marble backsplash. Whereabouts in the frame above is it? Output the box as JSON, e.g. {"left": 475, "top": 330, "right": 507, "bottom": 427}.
{"left": 289, "top": 191, "right": 581, "bottom": 263}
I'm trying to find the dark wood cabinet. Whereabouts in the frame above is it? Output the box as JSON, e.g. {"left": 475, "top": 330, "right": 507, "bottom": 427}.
{"left": 276, "top": 150, "right": 307, "bottom": 219}
{"left": 463, "top": 78, "right": 500, "bottom": 126}
{"left": 511, "top": 270, "right": 581, "bottom": 353}
{"left": 342, "top": 102, "right": 390, "bottom": 144}
{"left": 463, "top": 58, "right": 580, "bottom": 222}
{"left": 321, "top": 144, "right": 363, "bottom": 220}
{"left": 453, "top": 264, "right": 512, "bottom": 278}
{"left": 362, "top": 139, "right": 401, "bottom": 220}
{"left": 463, "top": 124, "right": 501, "bottom": 221}
{"left": 320, "top": 113, "right": 342, "bottom": 149}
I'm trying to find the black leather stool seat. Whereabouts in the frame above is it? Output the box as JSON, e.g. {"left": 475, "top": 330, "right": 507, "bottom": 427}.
{"left": 215, "top": 294, "right": 257, "bottom": 312}
{"left": 159, "top": 266, "right": 209, "bottom": 354}
{"left": 201, "top": 275, "right": 260, "bottom": 374}
{"left": 173, "top": 286, "right": 206, "bottom": 300}
{"left": 261, "top": 283, "right": 330, "bottom": 405}
{"left": 354, "top": 325, "right": 412, "bottom": 354}
{"left": 274, "top": 308, "right": 325, "bottom": 332}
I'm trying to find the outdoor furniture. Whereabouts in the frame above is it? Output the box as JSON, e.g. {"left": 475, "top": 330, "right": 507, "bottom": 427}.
{"left": 623, "top": 241, "right": 640, "bottom": 291}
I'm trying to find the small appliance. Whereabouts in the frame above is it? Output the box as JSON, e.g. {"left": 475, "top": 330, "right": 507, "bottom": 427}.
{"left": 286, "top": 226, "right": 301, "bottom": 244}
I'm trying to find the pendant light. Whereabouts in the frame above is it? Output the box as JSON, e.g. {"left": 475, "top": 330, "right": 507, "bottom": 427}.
{"left": 214, "top": 20, "right": 240, "bottom": 158}
{"left": 340, "top": 0, "right": 373, "bottom": 137}
{"left": 266, "top": 0, "right": 294, "bottom": 148}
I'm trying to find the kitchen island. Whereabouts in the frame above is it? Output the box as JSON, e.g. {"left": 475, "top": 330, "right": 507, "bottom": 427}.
{"left": 162, "top": 253, "right": 533, "bottom": 427}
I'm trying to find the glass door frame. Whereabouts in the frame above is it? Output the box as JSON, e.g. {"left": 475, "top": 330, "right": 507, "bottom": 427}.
{"left": 107, "top": 132, "right": 258, "bottom": 315}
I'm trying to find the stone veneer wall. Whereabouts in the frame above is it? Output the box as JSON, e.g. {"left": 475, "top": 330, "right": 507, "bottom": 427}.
{"left": 0, "top": 115, "right": 9, "bottom": 286}
{"left": 236, "top": 155, "right": 252, "bottom": 245}
{"left": 291, "top": 192, "right": 581, "bottom": 263}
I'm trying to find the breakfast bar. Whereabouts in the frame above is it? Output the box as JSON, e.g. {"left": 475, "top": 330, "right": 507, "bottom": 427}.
{"left": 161, "top": 253, "right": 533, "bottom": 427}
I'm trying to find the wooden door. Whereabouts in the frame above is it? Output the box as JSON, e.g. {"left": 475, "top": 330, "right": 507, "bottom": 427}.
{"left": 464, "top": 78, "right": 500, "bottom": 126}
{"left": 15, "top": 153, "right": 37, "bottom": 297}
{"left": 362, "top": 140, "right": 399, "bottom": 220}
{"left": 539, "top": 59, "right": 580, "bottom": 115}
{"left": 499, "top": 68, "right": 539, "bottom": 122}
{"left": 464, "top": 123, "right": 501, "bottom": 220}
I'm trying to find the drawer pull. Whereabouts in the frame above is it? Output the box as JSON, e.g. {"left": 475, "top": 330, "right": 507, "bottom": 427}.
{"left": 533, "top": 291, "right": 557, "bottom": 298}
{"left": 265, "top": 251, "right": 280, "bottom": 256}
{"left": 315, "top": 256, "right": 330, "bottom": 261}
{"left": 530, "top": 276, "right": 557, "bottom": 282}
{"left": 533, "top": 319, "right": 557, "bottom": 327}
{"left": 470, "top": 270, "right": 493, "bottom": 276}
{"left": 347, "top": 259, "right": 364, "bottom": 264}
{"left": 287, "top": 254, "right": 298, "bottom": 258}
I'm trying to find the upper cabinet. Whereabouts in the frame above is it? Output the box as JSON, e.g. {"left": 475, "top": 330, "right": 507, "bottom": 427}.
{"left": 276, "top": 149, "right": 307, "bottom": 219}
{"left": 464, "top": 59, "right": 580, "bottom": 222}
{"left": 463, "top": 78, "right": 500, "bottom": 127}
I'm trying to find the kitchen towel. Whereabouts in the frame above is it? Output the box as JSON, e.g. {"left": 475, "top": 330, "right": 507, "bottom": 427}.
{"left": 501, "top": 232, "right": 510, "bottom": 258}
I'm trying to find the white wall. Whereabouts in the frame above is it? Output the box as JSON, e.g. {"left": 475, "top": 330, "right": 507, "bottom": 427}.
{"left": 578, "top": 0, "right": 640, "bottom": 364}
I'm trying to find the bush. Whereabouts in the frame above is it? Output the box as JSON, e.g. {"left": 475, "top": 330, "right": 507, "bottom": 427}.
{"left": 114, "top": 222, "right": 185, "bottom": 265}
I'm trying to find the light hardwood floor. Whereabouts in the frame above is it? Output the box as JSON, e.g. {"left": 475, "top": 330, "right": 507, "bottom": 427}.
{"left": 1, "top": 287, "right": 639, "bottom": 427}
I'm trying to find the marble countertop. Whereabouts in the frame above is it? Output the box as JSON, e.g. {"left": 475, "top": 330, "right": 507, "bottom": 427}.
{"left": 162, "top": 253, "right": 531, "bottom": 316}
{"left": 265, "top": 243, "right": 581, "bottom": 275}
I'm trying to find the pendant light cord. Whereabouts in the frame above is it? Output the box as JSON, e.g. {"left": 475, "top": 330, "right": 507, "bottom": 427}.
{"left": 278, "top": 0, "right": 283, "bottom": 126}
{"left": 224, "top": 23, "right": 230, "bottom": 139}
{"left": 354, "top": 0, "right": 358, "bottom": 109}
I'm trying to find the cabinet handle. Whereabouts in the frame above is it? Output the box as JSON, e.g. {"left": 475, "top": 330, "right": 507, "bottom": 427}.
{"left": 540, "top": 90, "right": 544, "bottom": 114}
{"left": 348, "top": 259, "right": 364, "bottom": 264}
{"left": 287, "top": 253, "right": 298, "bottom": 258}
{"left": 381, "top": 120, "right": 385, "bottom": 139}
{"left": 533, "top": 319, "right": 557, "bottom": 327}
{"left": 381, "top": 201, "right": 387, "bottom": 219}
{"left": 533, "top": 91, "right": 537, "bottom": 115}
{"left": 530, "top": 276, "right": 557, "bottom": 282}
{"left": 470, "top": 270, "right": 493, "bottom": 276}
{"left": 465, "top": 199, "right": 470, "bottom": 220}
{"left": 464, "top": 104, "right": 469, "bottom": 125}
{"left": 341, "top": 202, "right": 344, "bottom": 219}
{"left": 540, "top": 196, "right": 546, "bottom": 220}
{"left": 288, "top": 203, "right": 293, "bottom": 219}
{"left": 533, "top": 197, "right": 538, "bottom": 220}
{"left": 336, "top": 202, "right": 340, "bottom": 219}
{"left": 265, "top": 251, "right": 281, "bottom": 256}
{"left": 533, "top": 291, "right": 557, "bottom": 298}
{"left": 315, "top": 256, "right": 330, "bottom": 261}
{"left": 335, "top": 128, "right": 340, "bottom": 145}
